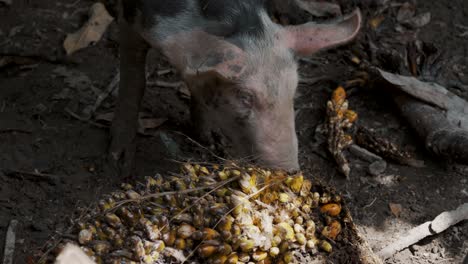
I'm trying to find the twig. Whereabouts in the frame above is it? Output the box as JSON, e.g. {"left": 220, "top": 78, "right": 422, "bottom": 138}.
{"left": 0, "top": 129, "right": 32, "bottom": 134}
{"left": 3, "top": 219, "right": 18, "bottom": 264}
{"left": 91, "top": 70, "right": 120, "bottom": 114}
{"left": 0, "top": 52, "right": 63, "bottom": 64}
{"left": 157, "top": 69, "right": 174, "bottom": 76}
{"left": 65, "top": 108, "right": 108, "bottom": 129}
{"left": 378, "top": 203, "right": 468, "bottom": 259}
{"left": 147, "top": 80, "right": 183, "bottom": 88}
{"left": 172, "top": 131, "right": 227, "bottom": 162}
{"left": 3, "top": 169, "right": 59, "bottom": 184}
{"left": 349, "top": 144, "right": 383, "bottom": 163}
{"left": 363, "top": 197, "right": 378, "bottom": 209}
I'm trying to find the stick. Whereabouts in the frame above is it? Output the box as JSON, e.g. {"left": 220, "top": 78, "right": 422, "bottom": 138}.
{"left": 378, "top": 203, "right": 468, "bottom": 259}
{"left": 65, "top": 108, "right": 108, "bottom": 129}
{"left": 3, "top": 169, "right": 59, "bottom": 184}
{"left": 349, "top": 144, "right": 383, "bottom": 162}
{"left": 3, "top": 220, "right": 18, "bottom": 264}
{"left": 0, "top": 129, "right": 32, "bottom": 134}
{"left": 156, "top": 69, "right": 173, "bottom": 76}
{"left": 91, "top": 70, "right": 120, "bottom": 114}
{"left": 147, "top": 80, "right": 183, "bottom": 88}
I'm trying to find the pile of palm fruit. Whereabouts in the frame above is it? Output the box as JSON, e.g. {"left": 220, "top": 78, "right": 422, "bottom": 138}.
{"left": 52, "top": 163, "right": 355, "bottom": 264}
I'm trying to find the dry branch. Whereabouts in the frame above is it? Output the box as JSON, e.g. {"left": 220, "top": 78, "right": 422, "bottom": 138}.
{"left": 378, "top": 203, "right": 468, "bottom": 259}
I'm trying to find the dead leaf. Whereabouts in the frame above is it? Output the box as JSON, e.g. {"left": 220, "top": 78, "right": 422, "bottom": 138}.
{"left": 95, "top": 112, "right": 114, "bottom": 123}
{"left": 389, "top": 203, "right": 403, "bottom": 217}
{"left": 63, "top": 3, "right": 114, "bottom": 55}
{"left": 178, "top": 85, "right": 191, "bottom": 99}
{"left": 294, "top": 0, "right": 342, "bottom": 17}
{"left": 138, "top": 117, "right": 167, "bottom": 134}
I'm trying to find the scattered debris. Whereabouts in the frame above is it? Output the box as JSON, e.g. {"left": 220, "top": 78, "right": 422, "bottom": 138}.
{"left": 2, "top": 220, "right": 18, "bottom": 264}
{"left": 3, "top": 169, "right": 59, "bottom": 184}
{"left": 158, "top": 131, "right": 180, "bottom": 157}
{"left": 396, "top": 3, "right": 431, "bottom": 28}
{"left": 177, "top": 84, "right": 191, "bottom": 100}
{"left": 456, "top": 24, "right": 468, "bottom": 38}
{"left": 369, "top": 15, "right": 385, "bottom": 30}
{"left": 156, "top": 69, "right": 174, "bottom": 76}
{"left": 91, "top": 70, "right": 120, "bottom": 115}
{"left": 378, "top": 203, "right": 468, "bottom": 259}
{"left": 0, "top": 128, "right": 32, "bottom": 134}
{"left": 0, "top": 56, "right": 37, "bottom": 69}
{"left": 53, "top": 67, "right": 103, "bottom": 119}
{"left": 65, "top": 108, "right": 108, "bottom": 129}
{"left": 147, "top": 80, "right": 184, "bottom": 88}
{"left": 349, "top": 144, "right": 383, "bottom": 163}
{"left": 355, "top": 126, "right": 424, "bottom": 167}
{"left": 63, "top": 3, "right": 114, "bottom": 55}
{"left": 368, "top": 160, "right": 387, "bottom": 176}
{"left": 389, "top": 203, "right": 403, "bottom": 218}
{"left": 138, "top": 117, "right": 167, "bottom": 135}
{"left": 372, "top": 174, "right": 401, "bottom": 186}
{"left": 402, "top": 12, "right": 431, "bottom": 29}
{"left": 378, "top": 69, "right": 468, "bottom": 130}
{"left": 326, "top": 86, "right": 358, "bottom": 178}
{"left": 94, "top": 112, "right": 167, "bottom": 136}
{"left": 377, "top": 69, "right": 468, "bottom": 165}
{"left": 396, "top": 3, "right": 416, "bottom": 23}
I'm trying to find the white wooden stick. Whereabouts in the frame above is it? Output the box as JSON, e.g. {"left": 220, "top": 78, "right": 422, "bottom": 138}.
{"left": 378, "top": 203, "right": 468, "bottom": 259}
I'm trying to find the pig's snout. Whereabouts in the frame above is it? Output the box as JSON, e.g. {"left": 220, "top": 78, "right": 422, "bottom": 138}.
{"left": 255, "top": 126, "right": 300, "bottom": 172}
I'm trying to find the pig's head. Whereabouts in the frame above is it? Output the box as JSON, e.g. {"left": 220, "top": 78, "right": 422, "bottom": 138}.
{"left": 162, "top": 9, "right": 362, "bottom": 171}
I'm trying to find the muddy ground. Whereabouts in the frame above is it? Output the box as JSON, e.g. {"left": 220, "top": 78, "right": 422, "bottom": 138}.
{"left": 0, "top": 0, "right": 467, "bottom": 263}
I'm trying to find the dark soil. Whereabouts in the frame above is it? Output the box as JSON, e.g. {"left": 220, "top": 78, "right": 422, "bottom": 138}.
{"left": 0, "top": 0, "right": 467, "bottom": 264}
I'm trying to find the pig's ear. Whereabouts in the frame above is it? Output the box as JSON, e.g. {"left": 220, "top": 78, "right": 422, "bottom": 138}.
{"left": 162, "top": 31, "right": 248, "bottom": 82}
{"left": 283, "top": 9, "right": 362, "bottom": 56}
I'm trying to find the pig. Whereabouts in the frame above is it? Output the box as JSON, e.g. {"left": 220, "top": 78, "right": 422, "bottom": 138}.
{"left": 109, "top": 0, "right": 362, "bottom": 177}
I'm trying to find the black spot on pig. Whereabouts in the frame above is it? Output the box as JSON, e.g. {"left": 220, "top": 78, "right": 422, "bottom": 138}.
{"left": 121, "top": 0, "right": 186, "bottom": 24}
{"left": 198, "top": 0, "right": 266, "bottom": 38}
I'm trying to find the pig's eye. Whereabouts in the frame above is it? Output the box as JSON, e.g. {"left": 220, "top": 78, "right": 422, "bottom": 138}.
{"left": 236, "top": 90, "right": 254, "bottom": 108}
